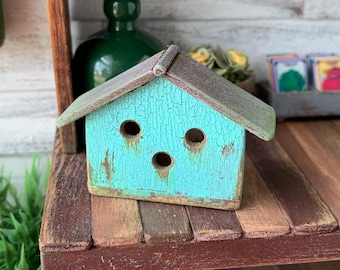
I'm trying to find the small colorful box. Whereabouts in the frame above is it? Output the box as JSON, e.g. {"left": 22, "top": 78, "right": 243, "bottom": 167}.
{"left": 312, "top": 56, "right": 340, "bottom": 91}
{"left": 266, "top": 54, "right": 307, "bottom": 92}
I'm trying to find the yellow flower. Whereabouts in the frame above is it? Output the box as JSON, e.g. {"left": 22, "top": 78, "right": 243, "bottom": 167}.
{"left": 227, "top": 49, "right": 248, "bottom": 68}
{"left": 189, "top": 48, "right": 212, "bottom": 66}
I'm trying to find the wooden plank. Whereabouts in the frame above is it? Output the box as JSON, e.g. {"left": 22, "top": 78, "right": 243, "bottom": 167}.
{"left": 304, "top": 0, "right": 340, "bottom": 19}
{"left": 246, "top": 132, "right": 338, "bottom": 235}
{"left": 186, "top": 206, "right": 242, "bottom": 241}
{"left": 39, "top": 131, "right": 92, "bottom": 252}
{"left": 236, "top": 154, "right": 290, "bottom": 238}
{"left": 257, "top": 83, "right": 340, "bottom": 121}
{"left": 0, "top": 90, "right": 56, "bottom": 155}
{"left": 276, "top": 121, "right": 340, "bottom": 222}
{"left": 137, "top": 20, "right": 340, "bottom": 82}
{"left": 41, "top": 231, "right": 340, "bottom": 269}
{"left": 0, "top": 90, "right": 57, "bottom": 118}
{"left": 65, "top": 19, "right": 340, "bottom": 83}
{"left": 0, "top": 0, "right": 55, "bottom": 91}
{"left": 0, "top": 117, "right": 56, "bottom": 155}
{"left": 308, "top": 120, "right": 340, "bottom": 164}
{"left": 139, "top": 201, "right": 193, "bottom": 244}
{"left": 91, "top": 196, "right": 143, "bottom": 247}
{"left": 47, "top": 0, "right": 77, "bottom": 153}
{"left": 69, "top": 0, "right": 303, "bottom": 20}
{"left": 161, "top": 0, "right": 303, "bottom": 20}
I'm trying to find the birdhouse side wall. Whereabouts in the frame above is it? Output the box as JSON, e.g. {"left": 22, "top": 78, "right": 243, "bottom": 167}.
{"left": 85, "top": 77, "right": 245, "bottom": 209}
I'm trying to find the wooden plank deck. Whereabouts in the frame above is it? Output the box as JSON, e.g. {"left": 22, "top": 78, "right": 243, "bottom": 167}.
{"left": 40, "top": 120, "right": 340, "bottom": 269}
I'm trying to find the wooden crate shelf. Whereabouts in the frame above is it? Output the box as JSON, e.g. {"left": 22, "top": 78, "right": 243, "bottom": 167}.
{"left": 39, "top": 120, "right": 340, "bottom": 269}
{"left": 43, "top": 0, "right": 340, "bottom": 268}
{"left": 258, "top": 82, "right": 340, "bottom": 121}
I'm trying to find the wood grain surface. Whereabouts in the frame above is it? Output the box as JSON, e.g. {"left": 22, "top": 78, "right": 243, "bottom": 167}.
{"left": 235, "top": 154, "right": 290, "bottom": 238}
{"left": 39, "top": 132, "right": 91, "bottom": 252}
{"left": 139, "top": 201, "right": 193, "bottom": 244}
{"left": 276, "top": 121, "right": 340, "bottom": 222}
{"left": 40, "top": 121, "right": 340, "bottom": 269}
{"left": 41, "top": 232, "right": 340, "bottom": 269}
{"left": 91, "top": 196, "right": 143, "bottom": 247}
{"left": 247, "top": 132, "right": 338, "bottom": 234}
{"left": 47, "top": 0, "right": 77, "bottom": 153}
{"left": 187, "top": 206, "right": 242, "bottom": 241}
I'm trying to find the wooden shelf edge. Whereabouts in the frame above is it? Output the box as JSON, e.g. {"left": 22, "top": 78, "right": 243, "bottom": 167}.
{"left": 39, "top": 131, "right": 92, "bottom": 253}
{"left": 41, "top": 231, "right": 340, "bottom": 269}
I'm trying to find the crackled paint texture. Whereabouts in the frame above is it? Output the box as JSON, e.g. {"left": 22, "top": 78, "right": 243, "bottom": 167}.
{"left": 86, "top": 77, "right": 245, "bottom": 208}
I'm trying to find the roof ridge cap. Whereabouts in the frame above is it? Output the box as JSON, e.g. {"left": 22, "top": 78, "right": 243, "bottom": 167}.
{"left": 153, "top": 45, "right": 179, "bottom": 76}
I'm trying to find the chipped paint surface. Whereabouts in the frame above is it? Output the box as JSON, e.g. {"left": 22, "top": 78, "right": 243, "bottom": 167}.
{"left": 86, "top": 77, "right": 245, "bottom": 209}
{"left": 101, "top": 150, "right": 115, "bottom": 181}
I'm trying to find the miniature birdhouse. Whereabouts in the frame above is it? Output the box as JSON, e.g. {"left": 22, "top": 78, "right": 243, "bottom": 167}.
{"left": 57, "top": 45, "right": 275, "bottom": 210}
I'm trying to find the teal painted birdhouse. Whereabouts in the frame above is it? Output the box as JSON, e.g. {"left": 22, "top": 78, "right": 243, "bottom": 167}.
{"left": 57, "top": 45, "right": 276, "bottom": 210}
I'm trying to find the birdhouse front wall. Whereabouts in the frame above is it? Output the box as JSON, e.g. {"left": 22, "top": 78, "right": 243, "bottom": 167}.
{"left": 86, "top": 77, "right": 245, "bottom": 209}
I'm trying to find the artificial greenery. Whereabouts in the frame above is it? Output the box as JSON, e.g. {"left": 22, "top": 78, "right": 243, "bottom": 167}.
{"left": 0, "top": 156, "right": 49, "bottom": 270}
{"left": 188, "top": 45, "right": 254, "bottom": 83}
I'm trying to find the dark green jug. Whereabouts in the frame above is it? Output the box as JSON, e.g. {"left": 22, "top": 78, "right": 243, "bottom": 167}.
{"left": 72, "top": 0, "right": 164, "bottom": 98}
{"left": 72, "top": 0, "right": 164, "bottom": 149}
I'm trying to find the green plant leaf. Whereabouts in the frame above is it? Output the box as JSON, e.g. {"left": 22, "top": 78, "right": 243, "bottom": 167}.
{"left": 0, "top": 155, "right": 49, "bottom": 269}
{"left": 212, "top": 67, "right": 228, "bottom": 76}
{"left": 0, "top": 233, "right": 17, "bottom": 269}
{"left": 0, "top": 228, "right": 20, "bottom": 244}
{"left": 212, "top": 46, "right": 229, "bottom": 69}
{"left": 15, "top": 245, "right": 29, "bottom": 270}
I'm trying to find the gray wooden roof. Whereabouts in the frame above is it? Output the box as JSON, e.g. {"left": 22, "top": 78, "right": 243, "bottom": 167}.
{"left": 57, "top": 45, "right": 275, "bottom": 141}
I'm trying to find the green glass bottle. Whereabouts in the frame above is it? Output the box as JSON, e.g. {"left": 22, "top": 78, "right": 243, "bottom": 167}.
{"left": 72, "top": 0, "right": 164, "bottom": 98}
{"left": 72, "top": 0, "right": 164, "bottom": 149}
{"left": 0, "top": 0, "right": 4, "bottom": 47}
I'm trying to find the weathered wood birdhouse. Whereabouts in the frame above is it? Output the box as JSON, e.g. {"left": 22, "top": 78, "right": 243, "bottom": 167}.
{"left": 57, "top": 45, "right": 275, "bottom": 210}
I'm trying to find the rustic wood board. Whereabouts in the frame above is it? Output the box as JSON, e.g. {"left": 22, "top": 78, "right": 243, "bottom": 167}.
{"left": 257, "top": 83, "right": 340, "bottom": 121}
{"left": 137, "top": 20, "right": 340, "bottom": 83}
{"left": 186, "top": 206, "right": 242, "bottom": 241}
{"left": 91, "top": 196, "right": 143, "bottom": 247}
{"left": 47, "top": 0, "right": 77, "bottom": 153}
{"left": 68, "top": 19, "right": 340, "bottom": 84}
{"left": 0, "top": 90, "right": 57, "bottom": 155}
{"left": 40, "top": 120, "right": 340, "bottom": 269}
{"left": 307, "top": 120, "right": 340, "bottom": 164}
{"left": 304, "top": 0, "right": 340, "bottom": 19}
{"left": 246, "top": 132, "right": 338, "bottom": 235}
{"left": 70, "top": 0, "right": 304, "bottom": 20}
{"left": 0, "top": 0, "right": 54, "bottom": 91}
{"left": 276, "top": 121, "right": 340, "bottom": 222}
{"left": 236, "top": 154, "right": 290, "bottom": 238}
{"left": 41, "top": 231, "right": 340, "bottom": 269}
{"left": 139, "top": 201, "right": 193, "bottom": 244}
{"left": 39, "top": 131, "right": 92, "bottom": 252}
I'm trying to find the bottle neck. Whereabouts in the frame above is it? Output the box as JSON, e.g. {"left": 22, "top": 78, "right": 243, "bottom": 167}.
{"left": 108, "top": 20, "right": 136, "bottom": 32}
